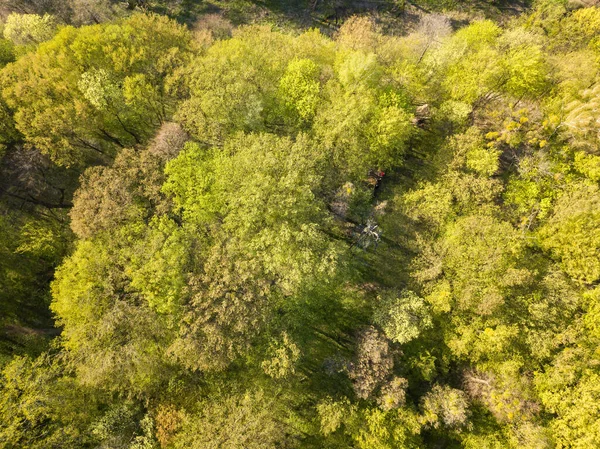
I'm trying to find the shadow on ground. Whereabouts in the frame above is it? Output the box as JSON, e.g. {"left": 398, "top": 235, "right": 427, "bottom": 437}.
{"left": 161, "top": 0, "right": 532, "bottom": 33}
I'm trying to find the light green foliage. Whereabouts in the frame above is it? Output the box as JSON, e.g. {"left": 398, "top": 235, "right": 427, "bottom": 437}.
{"left": 314, "top": 80, "right": 413, "bottom": 178}
{"left": 77, "top": 68, "right": 121, "bottom": 110}
{"left": 4, "top": 6, "right": 600, "bottom": 449}
{"left": 351, "top": 407, "right": 422, "bottom": 449}
{"left": 261, "top": 332, "right": 301, "bottom": 379}
{"left": 439, "top": 100, "right": 472, "bottom": 125}
{"left": 574, "top": 151, "right": 600, "bottom": 181}
{"left": 403, "top": 129, "right": 503, "bottom": 231}
{"left": 498, "top": 28, "right": 549, "bottom": 98}
{"left": 278, "top": 58, "right": 321, "bottom": 123}
{"left": 432, "top": 20, "right": 548, "bottom": 103}
{"left": 434, "top": 20, "right": 502, "bottom": 103}
{"left": 374, "top": 290, "right": 432, "bottom": 344}
{"left": 1, "top": 13, "right": 192, "bottom": 165}
{"left": 126, "top": 217, "right": 191, "bottom": 315}
{"left": 538, "top": 182, "right": 600, "bottom": 284}
{"left": 91, "top": 402, "right": 152, "bottom": 448}
{"left": 0, "top": 354, "right": 100, "bottom": 448}
{"left": 403, "top": 182, "right": 454, "bottom": 227}
{"left": 462, "top": 129, "right": 501, "bottom": 176}
{"left": 420, "top": 384, "right": 470, "bottom": 428}
{"left": 523, "top": 271, "right": 581, "bottom": 360}
{"left": 502, "top": 148, "right": 563, "bottom": 224}
{"left": 319, "top": 397, "right": 422, "bottom": 449}
{"left": 165, "top": 133, "right": 338, "bottom": 291}
{"left": 176, "top": 26, "right": 295, "bottom": 142}
{"left": 461, "top": 428, "right": 509, "bottom": 449}
{"left": 317, "top": 397, "right": 354, "bottom": 436}
{"left": 173, "top": 389, "right": 296, "bottom": 449}
{"left": 161, "top": 133, "right": 341, "bottom": 372}
{"left": 417, "top": 214, "right": 527, "bottom": 315}
{"left": 449, "top": 19, "right": 501, "bottom": 51}
{"left": 550, "top": 48, "right": 598, "bottom": 100}
{"left": 160, "top": 141, "right": 218, "bottom": 224}
{"left": 535, "top": 286, "right": 600, "bottom": 449}
{"left": 504, "top": 177, "right": 554, "bottom": 223}
{"left": 177, "top": 24, "right": 414, "bottom": 179}
{"left": 561, "top": 6, "right": 600, "bottom": 49}
{"left": 3, "top": 13, "right": 57, "bottom": 46}
{"left": 465, "top": 144, "right": 500, "bottom": 176}
{"left": 523, "top": 0, "right": 567, "bottom": 38}
{"left": 336, "top": 51, "right": 382, "bottom": 89}
{"left": 543, "top": 370, "right": 600, "bottom": 448}
{"left": 51, "top": 233, "right": 174, "bottom": 394}
{"left": 369, "top": 103, "right": 413, "bottom": 162}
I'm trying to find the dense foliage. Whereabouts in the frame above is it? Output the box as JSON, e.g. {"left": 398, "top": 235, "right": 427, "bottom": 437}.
{"left": 1, "top": 1, "right": 600, "bottom": 448}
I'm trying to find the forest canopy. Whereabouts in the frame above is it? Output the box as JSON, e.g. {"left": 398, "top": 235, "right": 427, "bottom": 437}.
{"left": 1, "top": 0, "right": 600, "bottom": 448}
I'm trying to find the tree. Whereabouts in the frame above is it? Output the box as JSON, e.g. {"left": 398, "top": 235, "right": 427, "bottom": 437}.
{"left": 163, "top": 133, "right": 339, "bottom": 292}
{"left": 432, "top": 20, "right": 502, "bottom": 104}
{"left": 373, "top": 290, "right": 432, "bottom": 345}
{"left": 0, "top": 353, "right": 102, "bottom": 448}
{"left": 278, "top": 58, "right": 322, "bottom": 126}
{"left": 431, "top": 20, "right": 549, "bottom": 105}
{"left": 349, "top": 326, "right": 394, "bottom": 400}
{"left": 421, "top": 384, "right": 470, "bottom": 429}
{"left": 50, "top": 229, "right": 178, "bottom": 395}
{"left": 173, "top": 389, "right": 297, "bottom": 449}
{"left": 176, "top": 26, "right": 296, "bottom": 143}
{"left": 3, "top": 6, "right": 600, "bottom": 448}
{"left": 538, "top": 182, "right": 600, "bottom": 284}
{"left": 1, "top": 13, "right": 192, "bottom": 166}
{"left": 413, "top": 213, "right": 528, "bottom": 317}
{"left": 3, "top": 13, "right": 57, "bottom": 46}
{"left": 349, "top": 407, "right": 422, "bottom": 449}
{"left": 535, "top": 289, "right": 600, "bottom": 449}
{"left": 261, "top": 332, "right": 301, "bottom": 379}
{"left": 164, "top": 133, "right": 341, "bottom": 371}
{"left": 69, "top": 146, "right": 173, "bottom": 239}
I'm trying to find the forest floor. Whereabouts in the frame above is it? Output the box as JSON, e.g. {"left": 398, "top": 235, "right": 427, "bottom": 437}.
{"left": 163, "top": 0, "right": 532, "bottom": 33}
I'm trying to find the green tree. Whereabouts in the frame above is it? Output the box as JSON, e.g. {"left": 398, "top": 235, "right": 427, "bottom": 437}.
{"left": 3, "top": 13, "right": 57, "bottom": 46}
{"left": 374, "top": 290, "right": 432, "bottom": 345}
{"left": 420, "top": 384, "right": 470, "bottom": 429}
{"left": 50, "top": 229, "right": 178, "bottom": 394}
{"left": 164, "top": 133, "right": 340, "bottom": 371}
{"left": 173, "top": 389, "right": 298, "bottom": 449}
{"left": 538, "top": 182, "right": 600, "bottom": 284}
{"left": 0, "top": 353, "right": 101, "bottom": 448}
{"left": 1, "top": 13, "right": 191, "bottom": 166}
